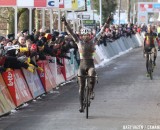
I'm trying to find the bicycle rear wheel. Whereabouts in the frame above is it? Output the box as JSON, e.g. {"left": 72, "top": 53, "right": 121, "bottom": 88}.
{"left": 86, "top": 87, "right": 89, "bottom": 119}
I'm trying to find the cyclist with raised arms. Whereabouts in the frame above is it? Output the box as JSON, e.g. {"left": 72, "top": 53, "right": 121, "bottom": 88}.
{"left": 143, "top": 24, "right": 160, "bottom": 76}
{"left": 61, "top": 15, "right": 112, "bottom": 112}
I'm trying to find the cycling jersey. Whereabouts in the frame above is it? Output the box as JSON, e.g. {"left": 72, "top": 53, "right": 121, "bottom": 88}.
{"left": 144, "top": 32, "right": 159, "bottom": 48}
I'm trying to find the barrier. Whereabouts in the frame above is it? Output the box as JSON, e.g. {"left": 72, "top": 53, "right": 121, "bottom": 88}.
{"left": 110, "top": 40, "right": 119, "bottom": 55}
{"left": 119, "top": 38, "right": 128, "bottom": 51}
{"left": 73, "top": 52, "right": 79, "bottom": 73}
{"left": 114, "top": 40, "right": 124, "bottom": 54}
{"left": 60, "top": 58, "right": 67, "bottom": 80}
{"left": 120, "top": 38, "right": 130, "bottom": 50}
{"left": 135, "top": 33, "right": 143, "bottom": 46}
{"left": 0, "top": 74, "right": 15, "bottom": 109}
{"left": 0, "top": 74, "right": 15, "bottom": 116}
{"left": 22, "top": 69, "right": 45, "bottom": 98}
{"left": 0, "top": 91, "right": 11, "bottom": 116}
{"left": 94, "top": 33, "right": 144, "bottom": 66}
{"left": 127, "top": 37, "right": 137, "bottom": 48}
{"left": 65, "top": 51, "right": 76, "bottom": 80}
{"left": 96, "top": 45, "right": 109, "bottom": 59}
{"left": 107, "top": 43, "right": 116, "bottom": 57}
{"left": 2, "top": 69, "right": 32, "bottom": 107}
{"left": 131, "top": 35, "right": 140, "bottom": 47}
{"left": 94, "top": 52, "right": 102, "bottom": 64}
{"left": 37, "top": 60, "right": 56, "bottom": 92}
{"left": 71, "top": 50, "right": 78, "bottom": 77}
{"left": 48, "top": 57, "right": 65, "bottom": 85}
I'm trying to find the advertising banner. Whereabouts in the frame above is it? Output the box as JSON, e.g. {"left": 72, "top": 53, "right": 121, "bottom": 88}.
{"left": 0, "top": 74, "right": 15, "bottom": 109}
{"left": 153, "top": 4, "right": 160, "bottom": 12}
{"left": 64, "top": 52, "right": 75, "bottom": 80}
{"left": 64, "top": 0, "right": 72, "bottom": 9}
{"left": 37, "top": 60, "right": 56, "bottom": 92}
{"left": 48, "top": 57, "right": 65, "bottom": 85}
{"left": 44, "top": 60, "right": 56, "bottom": 88}
{"left": 34, "top": 0, "right": 46, "bottom": 7}
{"left": 46, "top": 0, "right": 59, "bottom": 8}
{"left": 139, "top": 4, "right": 153, "bottom": 12}
{"left": 22, "top": 69, "right": 45, "bottom": 98}
{"left": 72, "top": 0, "right": 78, "bottom": 10}
{"left": 59, "top": 0, "right": 64, "bottom": 8}
{"left": 138, "top": 2, "right": 160, "bottom": 24}
{"left": 76, "top": 0, "right": 86, "bottom": 11}
{"left": 2, "top": 70, "right": 32, "bottom": 107}
{"left": 60, "top": 58, "right": 67, "bottom": 80}
{"left": 14, "top": 70, "right": 32, "bottom": 102}
{"left": 64, "top": 0, "right": 87, "bottom": 11}
{"left": 17, "top": 0, "right": 34, "bottom": 7}
{"left": 0, "top": 92, "right": 11, "bottom": 116}
{"left": 138, "top": 12, "right": 147, "bottom": 24}
{"left": 2, "top": 70, "right": 23, "bottom": 106}
{"left": 0, "top": 0, "right": 16, "bottom": 6}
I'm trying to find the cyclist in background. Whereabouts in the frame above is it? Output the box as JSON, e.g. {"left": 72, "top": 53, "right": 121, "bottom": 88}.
{"left": 143, "top": 24, "right": 160, "bottom": 76}
{"left": 157, "top": 24, "right": 160, "bottom": 37}
{"left": 61, "top": 15, "right": 112, "bottom": 112}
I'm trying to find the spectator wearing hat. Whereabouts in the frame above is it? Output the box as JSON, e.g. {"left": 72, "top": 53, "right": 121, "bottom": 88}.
{"left": 7, "top": 34, "right": 15, "bottom": 41}
{"left": 22, "top": 29, "right": 29, "bottom": 37}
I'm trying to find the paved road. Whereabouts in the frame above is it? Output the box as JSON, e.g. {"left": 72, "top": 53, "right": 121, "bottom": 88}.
{"left": 1, "top": 47, "right": 160, "bottom": 130}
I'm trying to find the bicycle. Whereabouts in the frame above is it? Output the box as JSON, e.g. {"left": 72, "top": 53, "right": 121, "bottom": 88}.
{"left": 145, "top": 51, "right": 154, "bottom": 80}
{"left": 77, "top": 75, "right": 98, "bottom": 119}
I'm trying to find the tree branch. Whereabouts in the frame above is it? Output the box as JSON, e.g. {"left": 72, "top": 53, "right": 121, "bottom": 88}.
{"left": 18, "top": 8, "right": 28, "bottom": 20}
{"left": 0, "top": 15, "right": 9, "bottom": 20}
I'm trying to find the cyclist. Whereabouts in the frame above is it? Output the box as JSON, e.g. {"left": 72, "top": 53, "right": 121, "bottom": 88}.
{"left": 61, "top": 15, "right": 112, "bottom": 112}
{"left": 157, "top": 24, "right": 160, "bottom": 37}
{"left": 143, "top": 24, "right": 160, "bottom": 76}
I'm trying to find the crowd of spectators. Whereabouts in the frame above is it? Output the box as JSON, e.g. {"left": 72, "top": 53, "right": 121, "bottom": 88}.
{"left": 98, "top": 23, "right": 142, "bottom": 46}
{"left": 0, "top": 29, "right": 79, "bottom": 73}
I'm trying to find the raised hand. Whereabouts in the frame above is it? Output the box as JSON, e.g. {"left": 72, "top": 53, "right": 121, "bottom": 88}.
{"left": 106, "top": 13, "right": 113, "bottom": 24}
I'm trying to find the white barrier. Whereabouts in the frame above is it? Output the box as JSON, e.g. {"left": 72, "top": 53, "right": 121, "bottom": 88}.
{"left": 47, "top": 57, "right": 65, "bottom": 85}
{"left": 22, "top": 69, "right": 45, "bottom": 98}
{"left": 94, "top": 33, "right": 143, "bottom": 66}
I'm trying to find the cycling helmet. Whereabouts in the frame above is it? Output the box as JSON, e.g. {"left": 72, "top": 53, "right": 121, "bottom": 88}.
{"left": 80, "top": 27, "right": 91, "bottom": 35}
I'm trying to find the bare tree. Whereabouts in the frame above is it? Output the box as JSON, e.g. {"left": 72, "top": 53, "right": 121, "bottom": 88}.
{"left": 127, "top": 0, "right": 131, "bottom": 23}
{"left": 0, "top": 7, "right": 28, "bottom": 34}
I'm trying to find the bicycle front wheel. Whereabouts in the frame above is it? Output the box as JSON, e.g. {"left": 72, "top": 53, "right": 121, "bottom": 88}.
{"left": 148, "top": 60, "right": 153, "bottom": 80}
{"left": 86, "top": 87, "right": 89, "bottom": 119}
